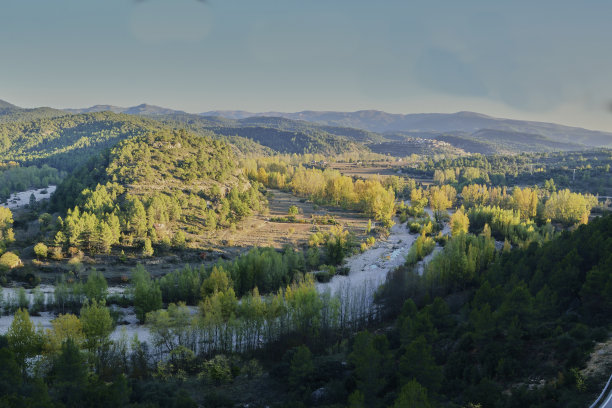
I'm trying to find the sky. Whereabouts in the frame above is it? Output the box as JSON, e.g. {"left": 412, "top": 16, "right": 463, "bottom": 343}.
{"left": 2, "top": 0, "right": 612, "bottom": 131}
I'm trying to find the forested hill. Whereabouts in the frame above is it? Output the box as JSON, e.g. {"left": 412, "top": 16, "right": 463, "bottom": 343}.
{"left": 140, "top": 112, "right": 372, "bottom": 156}
{"left": 51, "top": 130, "right": 264, "bottom": 253}
{"left": 0, "top": 99, "right": 68, "bottom": 123}
{"left": 0, "top": 107, "right": 366, "bottom": 169}
{"left": 0, "top": 112, "right": 168, "bottom": 172}
{"left": 368, "top": 213, "right": 612, "bottom": 407}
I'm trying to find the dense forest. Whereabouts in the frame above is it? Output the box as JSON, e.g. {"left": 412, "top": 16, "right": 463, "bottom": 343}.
{"left": 0, "top": 212, "right": 608, "bottom": 407}
{"left": 0, "top": 112, "right": 169, "bottom": 172}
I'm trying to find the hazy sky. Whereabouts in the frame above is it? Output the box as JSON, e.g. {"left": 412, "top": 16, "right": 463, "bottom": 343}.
{"left": 2, "top": 0, "right": 612, "bottom": 130}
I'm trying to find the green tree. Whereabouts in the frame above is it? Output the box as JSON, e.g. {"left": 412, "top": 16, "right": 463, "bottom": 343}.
{"left": 0, "top": 348, "right": 21, "bottom": 397}
{"left": 33, "top": 242, "right": 48, "bottom": 259}
{"left": 398, "top": 336, "right": 443, "bottom": 392}
{"left": 50, "top": 339, "right": 87, "bottom": 408}
{"left": 289, "top": 345, "right": 315, "bottom": 397}
{"left": 84, "top": 269, "right": 108, "bottom": 302}
{"left": 172, "top": 230, "right": 186, "bottom": 248}
{"left": 393, "top": 380, "right": 432, "bottom": 408}
{"left": 7, "top": 308, "right": 42, "bottom": 373}
{"left": 80, "top": 299, "right": 113, "bottom": 355}
{"left": 133, "top": 265, "right": 163, "bottom": 323}
{"left": 142, "top": 237, "right": 154, "bottom": 257}
{"left": 45, "top": 313, "right": 85, "bottom": 354}
{"left": 349, "top": 331, "right": 392, "bottom": 404}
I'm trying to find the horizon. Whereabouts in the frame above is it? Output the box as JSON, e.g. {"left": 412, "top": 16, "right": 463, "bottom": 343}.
{"left": 6, "top": 98, "right": 612, "bottom": 134}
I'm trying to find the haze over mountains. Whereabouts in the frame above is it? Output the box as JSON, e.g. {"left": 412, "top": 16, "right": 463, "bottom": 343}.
{"left": 2, "top": 99, "right": 612, "bottom": 158}
{"left": 61, "top": 102, "right": 612, "bottom": 147}
{"left": 202, "top": 109, "right": 612, "bottom": 148}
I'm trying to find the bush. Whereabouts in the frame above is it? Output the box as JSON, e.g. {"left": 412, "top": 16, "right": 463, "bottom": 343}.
{"left": 34, "top": 243, "right": 48, "bottom": 259}
{"left": 49, "top": 246, "right": 63, "bottom": 260}
{"left": 315, "top": 271, "right": 333, "bottom": 283}
{"left": 336, "top": 266, "right": 350, "bottom": 276}
{"left": 201, "top": 355, "right": 233, "bottom": 385}
{"left": 0, "top": 252, "right": 22, "bottom": 271}
{"left": 409, "top": 223, "right": 421, "bottom": 233}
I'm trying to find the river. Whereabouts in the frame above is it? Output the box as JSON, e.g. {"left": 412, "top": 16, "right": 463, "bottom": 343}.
{"left": 1, "top": 185, "right": 57, "bottom": 209}
{"left": 0, "top": 214, "right": 449, "bottom": 345}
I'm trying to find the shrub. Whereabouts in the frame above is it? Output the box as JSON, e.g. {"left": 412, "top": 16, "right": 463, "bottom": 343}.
{"left": 0, "top": 252, "right": 22, "bottom": 271}
{"left": 34, "top": 243, "right": 48, "bottom": 259}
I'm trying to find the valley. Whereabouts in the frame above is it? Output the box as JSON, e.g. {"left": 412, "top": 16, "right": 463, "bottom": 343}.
{"left": 0, "top": 99, "right": 610, "bottom": 407}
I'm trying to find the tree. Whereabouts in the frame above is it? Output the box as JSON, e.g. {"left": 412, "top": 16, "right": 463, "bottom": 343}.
{"left": 543, "top": 189, "right": 597, "bottom": 225}
{"left": 84, "top": 269, "right": 108, "bottom": 302}
{"left": 96, "top": 222, "right": 115, "bottom": 254}
{"left": 349, "top": 331, "right": 392, "bottom": 404}
{"left": 410, "top": 188, "right": 428, "bottom": 215}
{"left": 429, "top": 186, "right": 454, "bottom": 220}
{"left": 357, "top": 180, "right": 396, "bottom": 227}
{"left": 288, "top": 345, "right": 314, "bottom": 396}
{"left": 512, "top": 186, "right": 538, "bottom": 220}
{"left": 28, "top": 193, "right": 36, "bottom": 208}
{"left": 7, "top": 308, "right": 42, "bottom": 373}
{"left": 50, "top": 339, "right": 88, "bottom": 408}
{"left": 34, "top": 242, "right": 48, "bottom": 259}
{"left": 133, "top": 265, "right": 163, "bottom": 323}
{"left": 45, "top": 313, "right": 85, "bottom": 354}
{"left": 398, "top": 336, "right": 443, "bottom": 392}
{"left": 0, "top": 252, "right": 22, "bottom": 272}
{"left": 393, "top": 380, "right": 432, "bottom": 408}
{"left": 0, "top": 348, "right": 21, "bottom": 397}
{"left": 450, "top": 207, "right": 470, "bottom": 236}
{"left": 201, "top": 267, "right": 232, "bottom": 298}
{"left": 142, "top": 237, "right": 154, "bottom": 257}
{"left": 80, "top": 299, "right": 113, "bottom": 355}
{"left": 0, "top": 207, "right": 15, "bottom": 251}
{"left": 172, "top": 230, "right": 186, "bottom": 248}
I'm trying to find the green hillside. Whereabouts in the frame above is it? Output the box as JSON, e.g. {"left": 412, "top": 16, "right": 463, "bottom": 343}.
{"left": 0, "top": 98, "right": 68, "bottom": 123}
{"left": 51, "top": 129, "right": 265, "bottom": 253}
{"left": 143, "top": 113, "right": 372, "bottom": 156}
{"left": 0, "top": 112, "right": 167, "bottom": 171}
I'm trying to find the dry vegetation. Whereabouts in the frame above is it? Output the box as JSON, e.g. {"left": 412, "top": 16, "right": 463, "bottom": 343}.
{"left": 209, "top": 189, "right": 370, "bottom": 252}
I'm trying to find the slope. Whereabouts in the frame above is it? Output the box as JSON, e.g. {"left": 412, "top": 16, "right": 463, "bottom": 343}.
{"left": 0, "top": 99, "right": 69, "bottom": 123}
{"left": 140, "top": 112, "right": 371, "bottom": 156}
{"left": 52, "top": 129, "right": 265, "bottom": 252}
{"left": 0, "top": 112, "right": 168, "bottom": 172}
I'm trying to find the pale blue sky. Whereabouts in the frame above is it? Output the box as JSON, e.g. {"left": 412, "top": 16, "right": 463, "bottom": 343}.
{"left": 2, "top": 0, "right": 612, "bottom": 130}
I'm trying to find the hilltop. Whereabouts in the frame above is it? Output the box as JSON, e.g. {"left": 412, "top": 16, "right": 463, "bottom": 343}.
{"left": 0, "top": 112, "right": 169, "bottom": 171}
{"left": 0, "top": 99, "right": 68, "bottom": 123}
{"left": 51, "top": 129, "right": 265, "bottom": 253}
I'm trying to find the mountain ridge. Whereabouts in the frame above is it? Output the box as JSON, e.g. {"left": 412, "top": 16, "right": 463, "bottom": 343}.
{"left": 201, "top": 109, "right": 612, "bottom": 147}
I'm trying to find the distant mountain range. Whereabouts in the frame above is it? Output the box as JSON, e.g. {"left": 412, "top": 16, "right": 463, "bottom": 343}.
{"left": 64, "top": 103, "right": 186, "bottom": 116}
{"left": 202, "top": 110, "right": 612, "bottom": 148}
{"left": 2, "top": 99, "right": 612, "bottom": 158}
{"left": 57, "top": 101, "right": 612, "bottom": 148}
